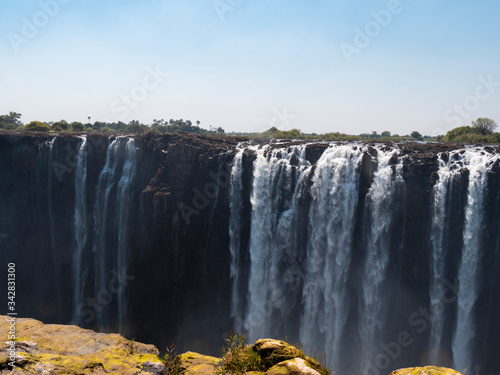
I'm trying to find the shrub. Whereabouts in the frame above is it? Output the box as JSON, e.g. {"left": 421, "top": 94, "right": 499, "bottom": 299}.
{"left": 215, "top": 332, "right": 264, "bottom": 375}
{"left": 215, "top": 333, "right": 333, "bottom": 375}
{"left": 25, "top": 121, "right": 51, "bottom": 132}
{"left": 162, "top": 345, "right": 182, "bottom": 375}
{"left": 71, "top": 122, "right": 85, "bottom": 131}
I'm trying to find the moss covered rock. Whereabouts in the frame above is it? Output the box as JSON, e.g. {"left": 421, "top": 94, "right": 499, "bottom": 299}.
{"left": 179, "top": 351, "right": 220, "bottom": 375}
{"left": 389, "top": 366, "right": 463, "bottom": 375}
{"left": 253, "top": 339, "right": 305, "bottom": 368}
{"left": 266, "top": 358, "right": 320, "bottom": 375}
{"left": 0, "top": 316, "right": 165, "bottom": 374}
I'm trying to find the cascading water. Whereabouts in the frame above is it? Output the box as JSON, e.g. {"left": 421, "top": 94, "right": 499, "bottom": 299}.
{"left": 93, "top": 138, "right": 120, "bottom": 328}
{"left": 300, "top": 144, "right": 364, "bottom": 370}
{"left": 229, "top": 147, "right": 245, "bottom": 332}
{"left": 244, "top": 144, "right": 311, "bottom": 340}
{"left": 72, "top": 136, "right": 88, "bottom": 325}
{"left": 428, "top": 149, "right": 465, "bottom": 364}
{"left": 359, "top": 147, "right": 405, "bottom": 371}
{"left": 47, "top": 137, "right": 57, "bottom": 259}
{"left": 229, "top": 143, "right": 408, "bottom": 374}
{"left": 452, "top": 148, "right": 500, "bottom": 373}
{"left": 92, "top": 137, "right": 137, "bottom": 331}
{"left": 115, "top": 138, "right": 137, "bottom": 330}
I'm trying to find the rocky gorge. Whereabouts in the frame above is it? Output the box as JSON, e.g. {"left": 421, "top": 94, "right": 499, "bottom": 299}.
{"left": 0, "top": 132, "right": 499, "bottom": 374}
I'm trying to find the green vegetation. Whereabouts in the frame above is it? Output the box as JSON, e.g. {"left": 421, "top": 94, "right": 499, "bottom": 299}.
{"left": 442, "top": 117, "right": 499, "bottom": 143}
{"left": 214, "top": 333, "right": 332, "bottom": 375}
{"left": 0, "top": 112, "right": 23, "bottom": 130}
{"left": 25, "top": 121, "right": 51, "bottom": 132}
{"left": 161, "top": 344, "right": 182, "bottom": 375}
{"left": 128, "top": 338, "right": 135, "bottom": 355}
{"left": 1, "top": 111, "right": 498, "bottom": 145}
{"left": 215, "top": 332, "right": 265, "bottom": 374}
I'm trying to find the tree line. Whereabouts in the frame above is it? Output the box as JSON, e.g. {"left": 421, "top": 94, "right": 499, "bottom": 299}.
{"left": 0, "top": 112, "right": 498, "bottom": 143}
{"left": 0, "top": 113, "right": 225, "bottom": 135}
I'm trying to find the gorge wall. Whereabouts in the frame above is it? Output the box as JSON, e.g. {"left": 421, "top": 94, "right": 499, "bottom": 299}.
{"left": 0, "top": 133, "right": 499, "bottom": 375}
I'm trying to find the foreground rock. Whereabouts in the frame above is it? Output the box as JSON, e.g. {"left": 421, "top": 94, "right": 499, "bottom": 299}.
{"left": 178, "top": 352, "right": 220, "bottom": 375}
{"left": 0, "top": 317, "right": 465, "bottom": 375}
{"left": 0, "top": 316, "right": 165, "bottom": 374}
{"left": 213, "top": 338, "right": 325, "bottom": 375}
{"left": 390, "top": 366, "right": 463, "bottom": 375}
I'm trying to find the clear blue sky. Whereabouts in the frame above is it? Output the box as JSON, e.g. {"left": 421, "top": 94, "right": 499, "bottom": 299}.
{"left": 1, "top": 0, "right": 499, "bottom": 135}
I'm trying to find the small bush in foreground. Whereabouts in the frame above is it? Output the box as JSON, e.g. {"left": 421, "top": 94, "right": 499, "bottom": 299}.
{"left": 162, "top": 344, "right": 182, "bottom": 375}
{"left": 215, "top": 332, "right": 333, "bottom": 375}
{"left": 215, "top": 332, "right": 264, "bottom": 374}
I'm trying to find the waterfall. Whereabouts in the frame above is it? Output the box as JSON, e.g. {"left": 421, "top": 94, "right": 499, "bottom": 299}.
{"left": 244, "top": 145, "right": 311, "bottom": 340}
{"left": 300, "top": 144, "right": 364, "bottom": 370}
{"left": 47, "top": 137, "right": 57, "bottom": 257}
{"left": 452, "top": 148, "right": 499, "bottom": 373}
{"left": 93, "top": 137, "right": 120, "bottom": 329}
{"left": 92, "top": 137, "right": 137, "bottom": 330}
{"left": 116, "top": 138, "right": 137, "bottom": 330}
{"left": 428, "top": 150, "right": 463, "bottom": 363}
{"left": 359, "top": 147, "right": 405, "bottom": 371}
{"left": 229, "top": 147, "right": 245, "bottom": 332}
{"left": 72, "top": 136, "right": 88, "bottom": 325}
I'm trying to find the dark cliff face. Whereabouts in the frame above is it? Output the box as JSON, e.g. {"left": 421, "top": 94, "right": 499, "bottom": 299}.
{"left": 1, "top": 133, "right": 499, "bottom": 375}
{"left": 0, "top": 133, "right": 239, "bottom": 355}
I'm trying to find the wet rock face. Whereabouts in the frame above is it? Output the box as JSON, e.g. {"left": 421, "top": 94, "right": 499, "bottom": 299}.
{"left": 0, "top": 315, "right": 165, "bottom": 374}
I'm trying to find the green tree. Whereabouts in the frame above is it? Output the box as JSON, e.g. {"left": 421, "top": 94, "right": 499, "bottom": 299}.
{"left": 264, "top": 127, "right": 279, "bottom": 135}
{"left": 25, "top": 121, "right": 51, "bottom": 132}
{"left": 126, "top": 121, "right": 148, "bottom": 133}
{"left": 52, "top": 120, "right": 69, "bottom": 130}
{"left": 71, "top": 122, "right": 85, "bottom": 131}
{"left": 0, "top": 112, "right": 23, "bottom": 129}
{"left": 216, "top": 127, "right": 225, "bottom": 134}
{"left": 471, "top": 117, "right": 497, "bottom": 135}
{"left": 411, "top": 131, "right": 423, "bottom": 141}
{"left": 381, "top": 131, "right": 391, "bottom": 138}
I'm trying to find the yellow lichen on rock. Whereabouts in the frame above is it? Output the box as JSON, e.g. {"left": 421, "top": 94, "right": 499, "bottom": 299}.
{"left": 266, "top": 358, "right": 321, "bottom": 375}
{"left": 178, "top": 351, "right": 220, "bottom": 375}
{"left": 0, "top": 316, "right": 165, "bottom": 374}
{"left": 389, "top": 366, "right": 463, "bottom": 375}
